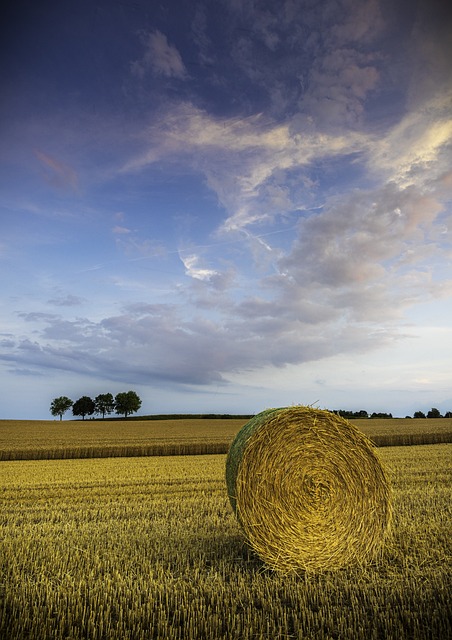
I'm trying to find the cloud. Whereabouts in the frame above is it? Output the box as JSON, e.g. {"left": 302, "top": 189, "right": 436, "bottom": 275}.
{"left": 112, "top": 225, "right": 132, "bottom": 235}
{"left": 277, "top": 181, "right": 450, "bottom": 320}
{"left": 214, "top": 0, "right": 387, "bottom": 119}
{"left": 0, "top": 296, "right": 403, "bottom": 389}
{"left": 298, "top": 50, "right": 380, "bottom": 130}
{"left": 121, "top": 102, "right": 367, "bottom": 231}
{"left": 47, "top": 294, "right": 85, "bottom": 307}
{"left": 330, "top": 0, "right": 384, "bottom": 43}
{"left": 6, "top": 175, "right": 451, "bottom": 390}
{"left": 131, "top": 30, "right": 187, "bottom": 79}
{"left": 121, "top": 90, "right": 450, "bottom": 237}
{"left": 113, "top": 231, "right": 167, "bottom": 260}
{"left": 372, "top": 95, "right": 452, "bottom": 186}
{"left": 179, "top": 253, "right": 219, "bottom": 282}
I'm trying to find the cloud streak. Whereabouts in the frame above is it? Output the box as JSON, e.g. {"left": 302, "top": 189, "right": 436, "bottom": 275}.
{"left": 34, "top": 150, "right": 78, "bottom": 191}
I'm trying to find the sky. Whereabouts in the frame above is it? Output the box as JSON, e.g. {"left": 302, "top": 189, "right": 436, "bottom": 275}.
{"left": 1, "top": 0, "right": 451, "bottom": 420}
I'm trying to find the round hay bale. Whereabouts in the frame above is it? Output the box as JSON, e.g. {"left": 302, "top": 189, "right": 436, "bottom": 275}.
{"left": 226, "top": 406, "right": 392, "bottom": 572}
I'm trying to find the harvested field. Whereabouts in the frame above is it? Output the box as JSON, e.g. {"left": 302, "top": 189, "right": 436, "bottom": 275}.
{"left": 1, "top": 444, "right": 451, "bottom": 639}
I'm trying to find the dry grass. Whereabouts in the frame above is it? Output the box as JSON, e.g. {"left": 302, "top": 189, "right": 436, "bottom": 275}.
{"left": 226, "top": 407, "right": 392, "bottom": 572}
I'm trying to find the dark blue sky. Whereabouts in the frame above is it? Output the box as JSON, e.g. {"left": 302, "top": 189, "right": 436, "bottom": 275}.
{"left": 1, "top": 0, "right": 451, "bottom": 418}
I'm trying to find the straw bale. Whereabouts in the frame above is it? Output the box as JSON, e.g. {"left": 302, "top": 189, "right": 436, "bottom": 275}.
{"left": 226, "top": 406, "right": 392, "bottom": 572}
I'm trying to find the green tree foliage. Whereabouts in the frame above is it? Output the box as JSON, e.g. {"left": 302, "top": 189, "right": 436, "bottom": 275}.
{"left": 94, "top": 393, "right": 115, "bottom": 419}
{"left": 50, "top": 396, "right": 73, "bottom": 421}
{"left": 72, "top": 396, "right": 95, "bottom": 420}
{"left": 414, "top": 411, "right": 426, "bottom": 418}
{"left": 427, "top": 407, "right": 442, "bottom": 418}
{"left": 114, "top": 391, "right": 142, "bottom": 418}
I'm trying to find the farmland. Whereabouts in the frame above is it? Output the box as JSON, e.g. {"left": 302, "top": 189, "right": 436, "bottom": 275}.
{"left": 1, "top": 418, "right": 451, "bottom": 639}
{"left": 1, "top": 416, "right": 451, "bottom": 460}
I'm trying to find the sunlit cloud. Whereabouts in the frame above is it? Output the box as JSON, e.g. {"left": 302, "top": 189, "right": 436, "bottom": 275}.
{"left": 372, "top": 95, "right": 452, "bottom": 186}
{"left": 179, "top": 252, "right": 219, "bottom": 282}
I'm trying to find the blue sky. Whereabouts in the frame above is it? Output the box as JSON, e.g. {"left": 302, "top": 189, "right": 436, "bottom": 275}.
{"left": 1, "top": 0, "right": 451, "bottom": 419}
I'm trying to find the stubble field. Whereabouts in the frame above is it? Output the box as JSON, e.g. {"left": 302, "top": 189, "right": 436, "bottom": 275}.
{"left": 1, "top": 418, "right": 451, "bottom": 639}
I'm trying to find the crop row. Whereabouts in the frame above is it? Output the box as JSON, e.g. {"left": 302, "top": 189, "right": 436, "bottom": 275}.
{"left": 1, "top": 418, "right": 451, "bottom": 460}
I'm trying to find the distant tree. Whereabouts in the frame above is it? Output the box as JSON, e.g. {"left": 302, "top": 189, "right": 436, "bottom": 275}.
{"left": 94, "top": 393, "right": 115, "bottom": 419}
{"left": 370, "top": 412, "right": 393, "bottom": 419}
{"left": 115, "top": 391, "right": 142, "bottom": 418}
{"left": 333, "top": 409, "right": 368, "bottom": 419}
{"left": 50, "top": 396, "right": 73, "bottom": 421}
{"left": 72, "top": 396, "right": 95, "bottom": 420}
{"left": 444, "top": 411, "right": 452, "bottom": 418}
{"left": 427, "top": 407, "right": 442, "bottom": 418}
{"left": 413, "top": 411, "right": 426, "bottom": 418}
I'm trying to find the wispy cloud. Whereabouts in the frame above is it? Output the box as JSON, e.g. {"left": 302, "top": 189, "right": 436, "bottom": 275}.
{"left": 47, "top": 294, "right": 85, "bottom": 307}
{"left": 120, "top": 93, "right": 451, "bottom": 234}
{"left": 121, "top": 103, "right": 367, "bottom": 229}
{"left": 131, "top": 30, "right": 187, "bottom": 79}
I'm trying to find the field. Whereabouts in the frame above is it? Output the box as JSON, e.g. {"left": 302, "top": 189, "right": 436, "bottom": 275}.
{"left": 1, "top": 418, "right": 451, "bottom": 639}
{"left": 1, "top": 416, "right": 451, "bottom": 459}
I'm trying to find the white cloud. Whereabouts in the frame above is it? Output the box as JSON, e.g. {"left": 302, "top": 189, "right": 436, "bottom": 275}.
{"left": 179, "top": 253, "right": 219, "bottom": 281}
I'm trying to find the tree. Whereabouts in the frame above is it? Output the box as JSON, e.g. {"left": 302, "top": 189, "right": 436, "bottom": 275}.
{"left": 72, "top": 396, "right": 95, "bottom": 420}
{"left": 94, "top": 393, "right": 115, "bottom": 419}
{"left": 427, "top": 407, "right": 442, "bottom": 418}
{"left": 445, "top": 411, "right": 452, "bottom": 418}
{"left": 115, "top": 390, "right": 141, "bottom": 418}
{"left": 413, "top": 411, "right": 426, "bottom": 418}
{"left": 50, "top": 396, "right": 73, "bottom": 421}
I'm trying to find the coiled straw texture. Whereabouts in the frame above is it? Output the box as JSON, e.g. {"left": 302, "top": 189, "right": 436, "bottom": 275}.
{"left": 226, "top": 407, "right": 392, "bottom": 572}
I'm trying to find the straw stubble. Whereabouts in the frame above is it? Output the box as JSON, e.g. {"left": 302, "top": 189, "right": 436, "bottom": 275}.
{"left": 226, "top": 406, "right": 392, "bottom": 572}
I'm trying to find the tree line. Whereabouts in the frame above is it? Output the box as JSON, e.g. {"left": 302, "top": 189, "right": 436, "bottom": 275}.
{"left": 334, "top": 408, "right": 452, "bottom": 419}
{"left": 412, "top": 408, "right": 452, "bottom": 419}
{"left": 50, "top": 391, "right": 142, "bottom": 420}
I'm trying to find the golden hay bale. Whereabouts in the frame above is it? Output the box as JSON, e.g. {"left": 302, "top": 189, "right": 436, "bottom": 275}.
{"left": 226, "top": 406, "right": 392, "bottom": 572}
